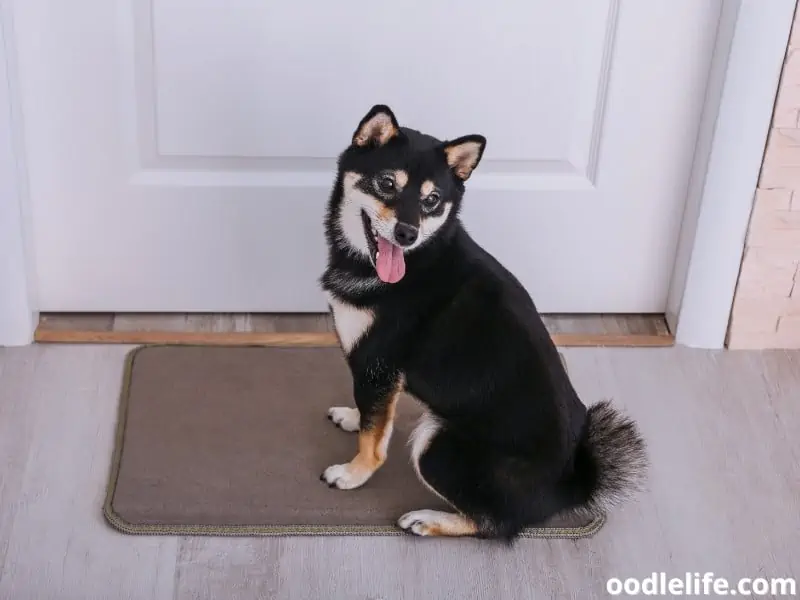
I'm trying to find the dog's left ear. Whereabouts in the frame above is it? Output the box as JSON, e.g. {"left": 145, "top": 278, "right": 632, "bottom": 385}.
{"left": 442, "top": 135, "right": 486, "bottom": 181}
{"left": 352, "top": 104, "right": 400, "bottom": 148}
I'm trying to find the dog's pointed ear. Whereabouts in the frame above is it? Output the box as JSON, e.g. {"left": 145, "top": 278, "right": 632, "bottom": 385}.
{"left": 442, "top": 135, "right": 486, "bottom": 181}
{"left": 352, "top": 104, "right": 400, "bottom": 148}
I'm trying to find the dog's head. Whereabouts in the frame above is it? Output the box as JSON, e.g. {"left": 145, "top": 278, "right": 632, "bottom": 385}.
{"left": 327, "top": 104, "right": 486, "bottom": 284}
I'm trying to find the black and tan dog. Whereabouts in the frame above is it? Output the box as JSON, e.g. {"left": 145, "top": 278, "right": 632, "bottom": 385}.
{"left": 319, "top": 105, "right": 647, "bottom": 540}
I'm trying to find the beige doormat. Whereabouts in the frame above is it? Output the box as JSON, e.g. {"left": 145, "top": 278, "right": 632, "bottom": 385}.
{"left": 104, "top": 345, "right": 605, "bottom": 538}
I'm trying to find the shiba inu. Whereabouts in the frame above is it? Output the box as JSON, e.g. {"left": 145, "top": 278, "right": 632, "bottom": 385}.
{"left": 319, "top": 104, "right": 647, "bottom": 540}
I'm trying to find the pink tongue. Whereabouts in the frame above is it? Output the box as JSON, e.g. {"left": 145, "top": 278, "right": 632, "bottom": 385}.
{"left": 376, "top": 236, "right": 406, "bottom": 283}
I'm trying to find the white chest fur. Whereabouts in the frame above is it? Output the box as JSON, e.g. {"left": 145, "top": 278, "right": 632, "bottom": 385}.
{"left": 326, "top": 293, "right": 375, "bottom": 354}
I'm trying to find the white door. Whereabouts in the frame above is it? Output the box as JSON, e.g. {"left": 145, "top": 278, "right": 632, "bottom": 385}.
{"left": 12, "top": 0, "right": 721, "bottom": 313}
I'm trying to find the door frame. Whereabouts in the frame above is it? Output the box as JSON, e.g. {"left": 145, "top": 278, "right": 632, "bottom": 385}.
{"left": 0, "top": 0, "right": 795, "bottom": 348}
{"left": 0, "top": 0, "right": 37, "bottom": 347}
{"left": 666, "top": 0, "right": 797, "bottom": 348}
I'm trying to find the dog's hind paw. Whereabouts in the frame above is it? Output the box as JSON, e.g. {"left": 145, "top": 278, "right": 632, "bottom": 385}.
{"left": 327, "top": 406, "right": 360, "bottom": 432}
{"left": 397, "top": 510, "right": 479, "bottom": 537}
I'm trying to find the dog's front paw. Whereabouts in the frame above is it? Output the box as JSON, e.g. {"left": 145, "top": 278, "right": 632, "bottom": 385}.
{"left": 327, "top": 406, "right": 360, "bottom": 432}
{"left": 319, "top": 463, "right": 371, "bottom": 490}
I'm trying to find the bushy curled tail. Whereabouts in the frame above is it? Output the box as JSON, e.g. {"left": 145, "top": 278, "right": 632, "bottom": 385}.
{"left": 574, "top": 399, "right": 649, "bottom": 514}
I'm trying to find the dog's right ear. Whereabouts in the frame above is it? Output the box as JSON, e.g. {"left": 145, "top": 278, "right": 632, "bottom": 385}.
{"left": 352, "top": 105, "right": 400, "bottom": 148}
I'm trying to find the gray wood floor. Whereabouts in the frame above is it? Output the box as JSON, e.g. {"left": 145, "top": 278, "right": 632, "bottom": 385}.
{"left": 1, "top": 345, "right": 798, "bottom": 599}
{"left": 37, "top": 312, "right": 672, "bottom": 336}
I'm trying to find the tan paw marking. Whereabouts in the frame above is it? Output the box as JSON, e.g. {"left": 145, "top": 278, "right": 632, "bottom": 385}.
{"left": 397, "top": 510, "right": 478, "bottom": 537}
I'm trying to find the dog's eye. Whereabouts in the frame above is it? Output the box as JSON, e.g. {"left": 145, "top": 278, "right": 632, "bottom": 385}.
{"left": 421, "top": 192, "right": 441, "bottom": 213}
{"left": 376, "top": 176, "right": 396, "bottom": 194}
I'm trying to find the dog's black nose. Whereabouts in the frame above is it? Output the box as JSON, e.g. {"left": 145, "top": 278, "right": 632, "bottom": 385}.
{"left": 394, "top": 223, "right": 418, "bottom": 247}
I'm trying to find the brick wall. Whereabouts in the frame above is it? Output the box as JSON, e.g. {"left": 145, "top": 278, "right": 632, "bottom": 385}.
{"left": 727, "top": 8, "right": 800, "bottom": 349}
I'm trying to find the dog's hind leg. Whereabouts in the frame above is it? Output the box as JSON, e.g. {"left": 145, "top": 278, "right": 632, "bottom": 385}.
{"left": 400, "top": 411, "right": 530, "bottom": 540}
{"left": 400, "top": 412, "right": 481, "bottom": 537}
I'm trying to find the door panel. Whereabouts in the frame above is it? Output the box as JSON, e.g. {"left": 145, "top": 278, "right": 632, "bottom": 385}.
{"left": 13, "top": 0, "right": 721, "bottom": 312}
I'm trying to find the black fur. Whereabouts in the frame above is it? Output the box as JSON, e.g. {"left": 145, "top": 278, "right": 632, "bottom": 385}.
{"left": 320, "top": 105, "right": 648, "bottom": 541}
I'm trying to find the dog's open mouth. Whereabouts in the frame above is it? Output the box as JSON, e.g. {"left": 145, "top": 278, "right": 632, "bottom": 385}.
{"left": 361, "top": 210, "right": 406, "bottom": 284}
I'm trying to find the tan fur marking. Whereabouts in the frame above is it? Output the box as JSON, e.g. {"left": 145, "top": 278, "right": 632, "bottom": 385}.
{"left": 339, "top": 435, "right": 381, "bottom": 482}
{"left": 341, "top": 378, "right": 402, "bottom": 478}
{"left": 420, "top": 180, "right": 435, "bottom": 198}
{"left": 392, "top": 170, "right": 409, "bottom": 189}
{"left": 378, "top": 204, "right": 395, "bottom": 221}
{"left": 421, "top": 516, "right": 479, "bottom": 537}
{"left": 445, "top": 141, "right": 483, "bottom": 180}
{"left": 397, "top": 509, "right": 480, "bottom": 537}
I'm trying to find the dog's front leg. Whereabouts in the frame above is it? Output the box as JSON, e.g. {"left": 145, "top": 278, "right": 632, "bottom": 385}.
{"left": 320, "top": 370, "right": 402, "bottom": 490}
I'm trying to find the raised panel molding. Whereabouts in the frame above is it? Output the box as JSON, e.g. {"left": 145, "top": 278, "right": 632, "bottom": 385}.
{"left": 10, "top": 0, "right": 725, "bottom": 314}
{"left": 126, "top": 0, "right": 619, "bottom": 190}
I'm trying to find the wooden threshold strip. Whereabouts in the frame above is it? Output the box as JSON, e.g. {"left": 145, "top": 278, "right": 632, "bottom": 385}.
{"left": 33, "top": 328, "right": 674, "bottom": 348}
